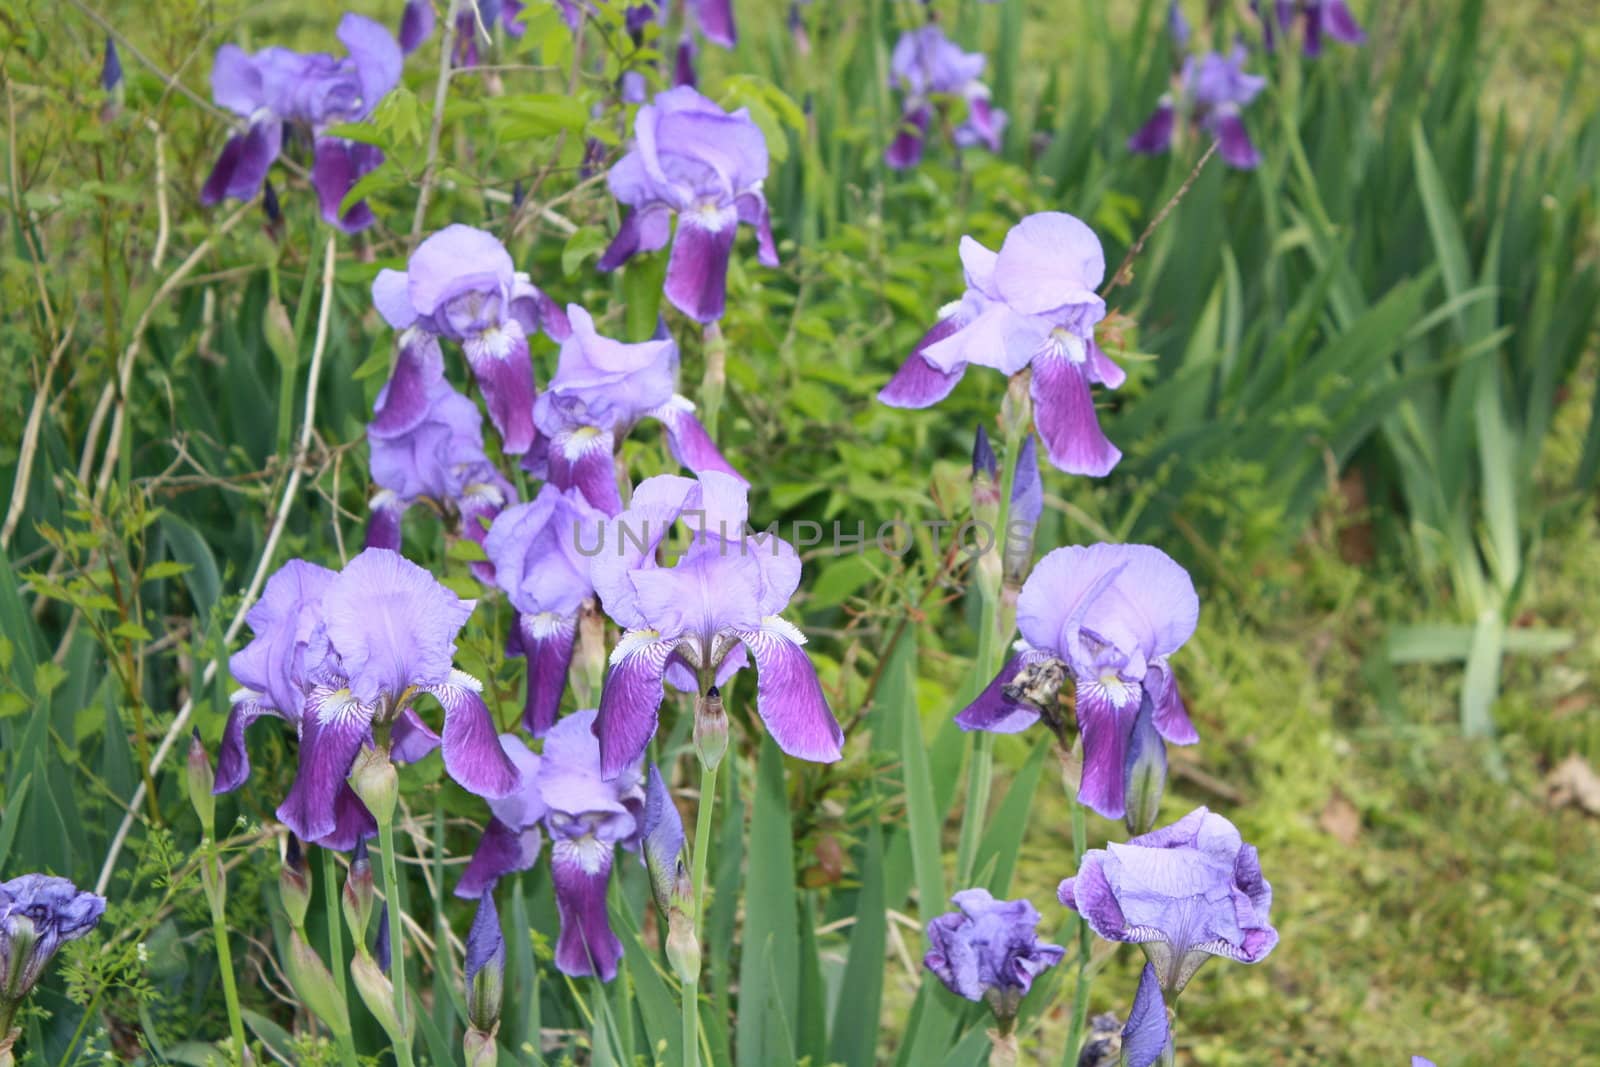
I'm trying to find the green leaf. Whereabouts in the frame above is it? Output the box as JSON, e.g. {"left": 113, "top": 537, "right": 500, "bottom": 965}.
{"left": 974, "top": 739, "right": 1048, "bottom": 898}
{"left": 828, "top": 813, "right": 886, "bottom": 1067}
{"left": 563, "top": 226, "right": 611, "bottom": 277}
{"left": 895, "top": 633, "right": 946, "bottom": 920}
{"left": 735, "top": 737, "right": 799, "bottom": 1067}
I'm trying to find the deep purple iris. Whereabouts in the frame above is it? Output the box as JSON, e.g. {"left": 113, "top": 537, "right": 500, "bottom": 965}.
{"left": 1129, "top": 45, "right": 1268, "bottom": 169}
{"left": 527, "top": 305, "right": 741, "bottom": 516}
{"left": 363, "top": 329, "right": 515, "bottom": 580}
{"left": 923, "top": 888, "right": 1064, "bottom": 1020}
{"left": 597, "top": 87, "right": 778, "bottom": 323}
{"left": 589, "top": 471, "right": 842, "bottom": 778}
{"left": 1256, "top": 0, "right": 1366, "bottom": 55}
{"left": 885, "top": 25, "right": 1007, "bottom": 170}
{"left": 202, "top": 14, "right": 401, "bottom": 231}
{"left": 0, "top": 876, "right": 106, "bottom": 1005}
{"left": 483, "top": 484, "right": 608, "bottom": 735}
{"left": 956, "top": 543, "right": 1199, "bottom": 821}
{"left": 399, "top": 0, "right": 436, "bottom": 55}
{"left": 372, "top": 224, "right": 569, "bottom": 456}
{"left": 880, "top": 212, "right": 1126, "bottom": 477}
{"left": 218, "top": 549, "right": 520, "bottom": 849}
{"left": 454, "top": 711, "right": 644, "bottom": 982}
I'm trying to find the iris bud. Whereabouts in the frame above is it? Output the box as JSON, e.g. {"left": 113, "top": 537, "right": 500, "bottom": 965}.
{"left": 693, "top": 687, "right": 728, "bottom": 770}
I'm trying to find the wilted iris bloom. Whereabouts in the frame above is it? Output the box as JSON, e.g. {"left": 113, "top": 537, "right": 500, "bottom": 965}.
{"left": 880, "top": 212, "right": 1126, "bottom": 477}
{"left": 364, "top": 330, "right": 516, "bottom": 579}
{"left": 373, "top": 224, "right": 569, "bottom": 455}
{"left": 483, "top": 485, "right": 607, "bottom": 734}
{"left": 956, "top": 543, "right": 1199, "bottom": 821}
{"left": 219, "top": 549, "right": 520, "bottom": 848}
{"left": 0, "top": 876, "right": 105, "bottom": 1007}
{"left": 884, "top": 25, "right": 1007, "bottom": 170}
{"left": 597, "top": 87, "right": 778, "bottom": 323}
{"left": 528, "top": 305, "right": 741, "bottom": 516}
{"left": 1256, "top": 0, "right": 1365, "bottom": 55}
{"left": 1129, "top": 45, "right": 1268, "bottom": 169}
{"left": 1059, "top": 807, "right": 1277, "bottom": 995}
{"left": 202, "top": 14, "right": 401, "bottom": 231}
{"left": 453, "top": 0, "right": 526, "bottom": 68}
{"left": 399, "top": 0, "right": 435, "bottom": 55}
{"left": 923, "top": 889, "right": 1064, "bottom": 1022}
{"left": 590, "top": 470, "right": 842, "bottom": 777}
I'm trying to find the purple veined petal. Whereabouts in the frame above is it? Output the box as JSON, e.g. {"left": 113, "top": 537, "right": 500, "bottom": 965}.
{"left": 201, "top": 119, "right": 283, "bottom": 206}
{"left": 1086, "top": 338, "right": 1127, "bottom": 389}
{"left": 337, "top": 13, "right": 404, "bottom": 121}
{"left": 317, "top": 783, "right": 380, "bottom": 851}
{"left": 953, "top": 89, "right": 1007, "bottom": 153}
{"left": 312, "top": 137, "right": 384, "bottom": 233}
{"left": 461, "top": 319, "right": 538, "bottom": 455}
{"left": 732, "top": 618, "right": 843, "bottom": 764}
{"left": 364, "top": 490, "right": 406, "bottom": 551}
{"left": 1146, "top": 662, "right": 1199, "bottom": 745}
{"left": 955, "top": 651, "right": 1052, "bottom": 734}
{"left": 878, "top": 320, "right": 969, "bottom": 409}
{"left": 391, "top": 707, "right": 442, "bottom": 763}
{"left": 1121, "top": 962, "right": 1171, "bottom": 1067}
{"left": 457, "top": 473, "right": 515, "bottom": 576}
{"left": 595, "top": 632, "right": 676, "bottom": 779}
{"left": 992, "top": 212, "right": 1106, "bottom": 313}
{"left": 664, "top": 206, "right": 739, "bottom": 323}
{"left": 1056, "top": 852, "right": 1130, "bottom": 942}
{"left": 276, "top": 689, "right": 374, "bottom": 844}
{"left": 690, "top": 0, "right": 736, "bottom": 48}
{"left": 664, "top": 641, "right": 746, "bottom": 691}
{"left": 211, "top": 44, "right": 265, "bottom": 116}
{"left": 549, "top": 428, "right": 625, "bottom": 517}
{"left": 371, "top": 329, "right": 447, "bottom": 436}
{"left": 921, "top": 301, "right": 1043, "bottom": 376}
{"left": 1322, "top": 0, "right": 1366, "bottom": 44}
{"left": 597, "top": 206, "right": 674, "bottom": 272}
{"left": 1128, "top": 98, "right": 1176, "bottom": 155}
{"left": 399, "top": 0, "right": 436, "bottom": 54}
{"left": 1074, "top": 678, "right": 1144, "bottom": 819}
{"left": 214, "top": 691, "right": 289, "bottom": 794}
{"left": 551, "top": 837, "right": 624, "bottom": 980}
{"left": 1031, "top": 349, "right": 1122, "bottom": 477}
{"left": 884, "top": 104, "right": 930, "bottom": 170}
{"left": 200, "top": 134, "right": 248, "bottom": 207}
{"left": 229, "top": 558, "right": 336, "bottom": 724}
{"left": 1208, "top": 109, "right": 1262, "bottom": 169}
{"left": 425, "top": 672, "right": 521, "bottom": 799}
{"left": 456, "top": 818, "right": 542, "bottom": 898}
{"left": 734, "top": 190, "right": 780, "bottom": 268}
{"left": 508, "top": 611, "right": 578, "bottom": 736}
{"left": 652, "top": 396, "right": 743, "bottom": 480}
{"left": 510, "top": 277, "right": 573, "bottom": 342}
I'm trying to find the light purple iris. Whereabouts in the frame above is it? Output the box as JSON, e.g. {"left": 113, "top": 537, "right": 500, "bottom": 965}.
{"left": 923, "top": 889, "right": 1064, "bottom": 1020}
{"left": 364, "top": 330, "right": 515, "bottom": 580}
{"left": 1059, "top": 807, "right": 1278, "bottom": 995}
{"left": 373, "top": 224, "right": 569, "bottom": 456}
{"left": 528, "top": 305, "right": 741, "bottom": 516}
{"left": 885, "top": 25, "right": 1007, "bottom": 169}
{"left": 597, "top": 87, "right": 779, "bottom": 324}
{"left": 219, "top": 549, "right": 520, "bottom": 848}
{"left": 483, "top": 485, "right": 607, "bottom": 735}
{"left": 455, "top": 712, "right": 643, "bottom": 981}
{"left": 1129, "top": 46, "right": 1268, "bottom": 169}
{"left": 202, "top": 14, "right": 401, "bottom": 231}
{"left": 1412, "top": 1059, "right": 1437, "bottom": 1067}
{"left": 0, "top": 876, "right": 106, "bottom": 1004}
{"left": 879, "top": 212, "right": 1126, "bottom": 478}
{"left": 590, "top": 471, "right": 842, "bottom": 778}
{"left": 453, "top": 0, "right": 526, "bottom": 68}
{"left": 956, "top": 543, "right": 1199, "bottom": 821}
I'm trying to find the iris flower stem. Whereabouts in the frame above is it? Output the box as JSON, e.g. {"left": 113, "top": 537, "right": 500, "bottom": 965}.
{"left": 1062, "top": 799, "right": 1092, "bottom": 1064}
{"left": 411, "top": 0, "right": 460, "bottom": 244}
{"left": 321, "top": 848, "right": 360, "bottom": 1067}
{"left": 376, "top": 822, "right": 416, "bottom": 1067}
{"left": 700, "top": 322, "right": 727, "bottom": 442}
{"left": 201, "top": 851, "right": 249, "bottom": 1062}
{"left": 955, "top": 415, "right": 1028, "bottom": 885}
{"left": 682, "top": 755, "right": 721, "bottom": 1067}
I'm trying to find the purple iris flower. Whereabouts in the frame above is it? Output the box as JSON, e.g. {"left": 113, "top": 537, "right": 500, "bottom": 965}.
{"left": 884, "top": 25, "right": 1007, "bottom": 169}
{"left": 597, "top": 86, "right": 779, "bottom": 324}
{"left": 640, "top": 763, "right": 686, "bottom": 911}
{"left": 956, "top": 543, "right": 1199, "bottom": 820}
{"left": 483, "top": 485, "right": 607, "bottom": 735}
{"left": 100, "top": 37, "right": 123, "bottom": 92}
{"left": 0, "top": 876, "right": 106, "bottom": 1004}
{"left": 1412, "top": 1059, "right": 1437, "bottom": 1067}
{"left": 399, "top": 0, "right": 436, "bottom": 55}
{"left": 219, "top": 549, "right": 520, "bottom": 848}
{"left": 528, "top": 305, "right": 741, "bottom": 516}
{"left": 879, "top": 212, "right": 1126, "bottom": 477}
{"left": 372, "top": 224, "right": 569, "bottom": 456}
{"left": 456, "top": 733, "right": 547, "bottom": 897}
{"left": 589, "top": 470, "right": 842, "bottom": 777}
{"left": 1059, "top": 807, "right": 1278, "bottom": 994}
{"left": 453, "top": 0, "right": 527, "bottom": 68}
{"left": 1129, "top": 46, "right": 1268, "bottom": 170}
{"left": 1301, "top": 0, "right": 1366, "bottom": 55}
{"left": 202, "top": 14, "right": 401, "bottom": 232}
{"left": 364, "top": 330, "right": 516, "bottom": 579}
{"left": 923, "top": 889, "right": 1064, "bottom": 1020}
